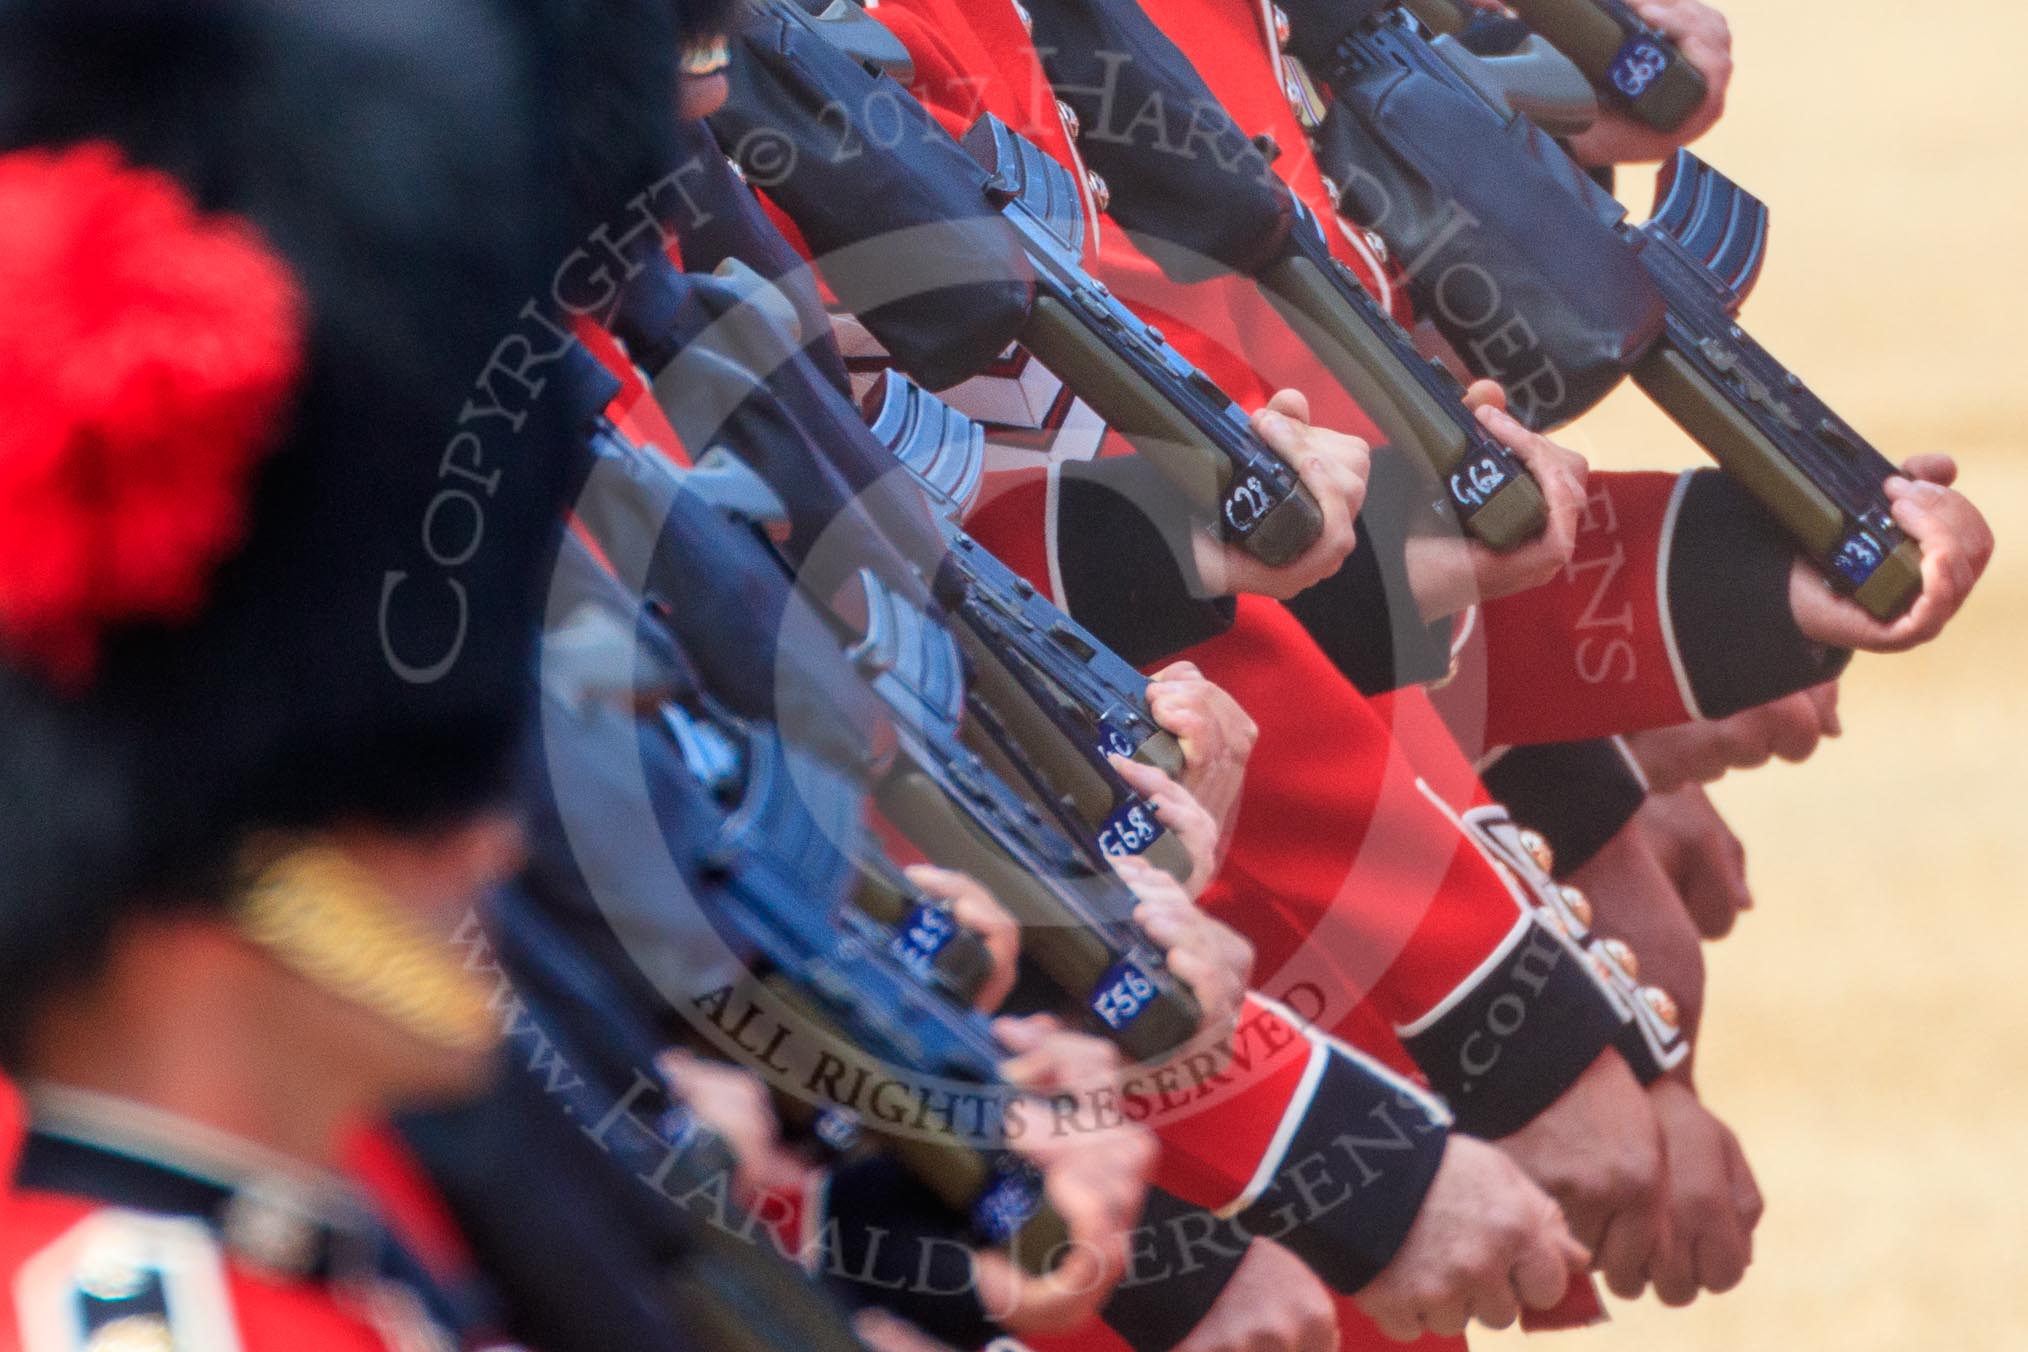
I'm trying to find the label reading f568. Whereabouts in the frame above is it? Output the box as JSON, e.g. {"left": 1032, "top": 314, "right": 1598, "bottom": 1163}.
{"left": 1097, "top": 801, "right": 1162, "bottom": 858}
{"left": 1090, "top": 959, "right": 1158, "bottom": 1031}
{"left": 1608, "top": 36, "right": 1670, "bottom": 99}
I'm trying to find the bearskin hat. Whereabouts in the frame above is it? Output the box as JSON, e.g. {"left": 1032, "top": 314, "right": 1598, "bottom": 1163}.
{"left": 0, "top": 0, "right": 578, "bottom": 1057}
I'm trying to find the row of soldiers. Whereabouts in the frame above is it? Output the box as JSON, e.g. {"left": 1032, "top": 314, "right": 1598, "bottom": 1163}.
{"left": 0, "top": 0, "right": 1993, "bottom": 1350}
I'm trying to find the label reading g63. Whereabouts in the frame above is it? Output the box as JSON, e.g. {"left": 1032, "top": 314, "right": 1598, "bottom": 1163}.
{"left": 1608, "top": 36, "right": 1671, "bottom": 99}
{"left": 1090, "top": 958, "right": 1158, "bottom": 1031}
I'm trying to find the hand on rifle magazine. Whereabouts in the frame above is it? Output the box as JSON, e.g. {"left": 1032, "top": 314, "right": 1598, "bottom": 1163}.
{"left": 1628, "top": 683, "right": 1841, "bottom": 793}
{"left": 658, "top": 1049, "right": 812, "bottom": 1200}
{"left": 1192, "top": 389, "right": 1368, "bottom": 600}
{"left": 1109, "top": 754, "right": 1223, "bottom": 897}
{"left": 1112, "top": 854, "right": 1254, "bottom": 1072}
{"left": 1357, "top": 1136, "right": 1590, "bottom": 1339}
{"left": 905, "top": 864, "right": 1022, "bottom": 1013}
{"left": 1569, "top": 0, "right": 1736, "bottom": 166}
{"left": 1405, "top": 382, "right": 1592, "bottom": 619}
{"left": 1145, "top": 660, "right": 1259, "bottom": 852}
{"left": 1789, "top": 454, "right": 1994, "bottom": 654}
{"left": 983, "top": 1016, "right": 1157, "bottom": 1334}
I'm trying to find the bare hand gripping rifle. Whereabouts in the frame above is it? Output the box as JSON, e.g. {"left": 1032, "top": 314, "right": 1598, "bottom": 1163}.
{"left": 1254, "top": 200, "right": 1548, "bottom": 548}
{"left": 708, "top": 0, "right": 1325, "bottom": 567}
{"left": 1281, "top": 0, "right": 1924, "bottom": 618}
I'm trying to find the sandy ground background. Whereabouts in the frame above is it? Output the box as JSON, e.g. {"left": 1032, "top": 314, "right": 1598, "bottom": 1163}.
{"left": 1479, "top": 0, "right": 2028, "bottom": 1348}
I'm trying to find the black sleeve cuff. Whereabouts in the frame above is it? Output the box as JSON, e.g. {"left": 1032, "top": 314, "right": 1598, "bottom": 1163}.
{"left": 819, "top": 1158, "right": 998, "bottom": 1350}
{"left": 1231, "top": 1047, "right": 1449, "bottom": 1293}
{"left": 1057, "top": 455, "right": 1237, "bottom": 667}
{"left": 1614, "top": 1019, "right": 1675, "bottom": 1086}
{"left": 1282, "top": 449, "right": 1454, "bottom": 694}
{"left": 1481, "top": 739, "right": 1648, "bottom": 877}
{"left": 1400, "top": 917, "right": 1626, "bottom": 1140}
{"left": 1098, "top": 1188, "right": 1251, "bottom": 1352}
{"left": 1667, "top": 469, "right": 1854, "bottom": 720}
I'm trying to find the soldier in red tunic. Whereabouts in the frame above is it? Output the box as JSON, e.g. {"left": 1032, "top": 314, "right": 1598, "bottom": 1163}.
{"left": 0, "top": 0, "right": 582, "bottom": 1346}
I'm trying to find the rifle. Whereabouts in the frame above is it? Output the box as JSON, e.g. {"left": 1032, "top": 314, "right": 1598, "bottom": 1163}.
{"left": 958, "top": 112, "right": 1325, "bottom": 566}
{"left": 1413, "top": 0, "right": 1709, "bottom": 132}
{"left": 553, "top": 349, "right": 997, "bottom": 1005}
{"left": 565, "top": 291, "right": 1207, "bottom": 1065}
{"left": 621, "top": 117, "right": 1196, "bottom": 798}
{"left": 598, "top": 252, "right": 1198, "bottom": 881}
{"left": 709, "top": 0, "right": 1325, "bottom": 568}
{"left": 1257, "top": 201, "right": 1546, "bottom": 547}
{"left": 529, "top": 557, "right": 1075, "bottom": 1275}
{"left": 1500, "top": 0, "right": 1703, "bottom": 131}
{"left": 1018, "top": 0, "right": 1556, "bottom": 549}
{"left": 1623, "top": 152, "right": 1921, "bottom": 619}
{"left": 865, "top": 369, "right": 1189, "bottom": 796}
{"left": 1283, "top": 0, "right": 1923, "bottom": 617}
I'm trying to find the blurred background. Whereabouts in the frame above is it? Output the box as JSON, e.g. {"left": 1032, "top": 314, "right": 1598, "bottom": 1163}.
{"left": 1483, "top": 0, "right": 2028, "bottom": 1347}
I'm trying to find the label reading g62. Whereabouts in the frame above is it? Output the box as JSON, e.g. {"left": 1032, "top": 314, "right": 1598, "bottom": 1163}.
{"left": 1090, "top": 958, "right": 1159, "bottom": 1031}
{"left": 1608, "top": 36, "right": 1671, "bottom": 99}
{"left": 1449, "top": 451, "right": 1517, "bottom": 518}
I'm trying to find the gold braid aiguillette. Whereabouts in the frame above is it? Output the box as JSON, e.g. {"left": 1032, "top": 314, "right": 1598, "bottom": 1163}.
{"left": 234, "top": 838, "right": 500, "bottom": 1055}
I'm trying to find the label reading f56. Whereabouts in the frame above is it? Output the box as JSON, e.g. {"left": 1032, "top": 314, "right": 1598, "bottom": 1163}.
{"left": 1090, "top": 959, "right": 1158, "bottom": 1031}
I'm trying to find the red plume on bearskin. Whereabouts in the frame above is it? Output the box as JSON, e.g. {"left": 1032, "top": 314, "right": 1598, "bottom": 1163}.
{"left": 0, "top": 142, "right": 304, "bottom": 687}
